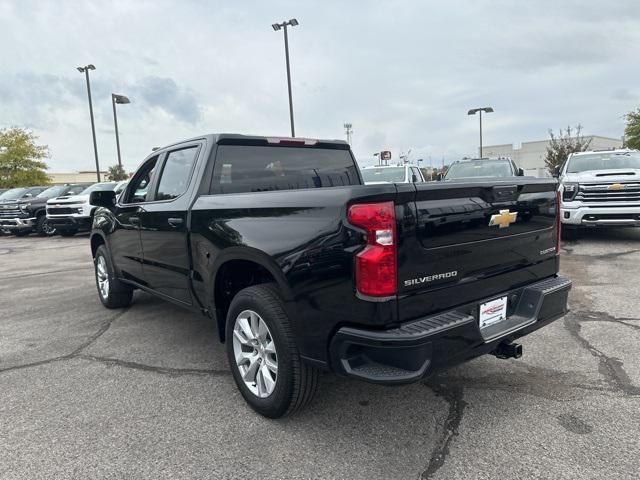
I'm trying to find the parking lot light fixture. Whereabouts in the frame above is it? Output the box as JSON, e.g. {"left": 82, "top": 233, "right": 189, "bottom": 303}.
{"left": 77, "top": 64, "right": 100, "bottom": 181}
{"left": 272, "top": 18, "right": 299, "bottom": 137}
{"left": 111, "top": 94, "right": 131, "bottom": 168}
{"left": 467, "top": 106, "right": 494, "bottom": 158}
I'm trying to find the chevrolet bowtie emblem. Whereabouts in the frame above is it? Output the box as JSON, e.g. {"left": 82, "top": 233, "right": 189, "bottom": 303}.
{"left": 489, "top": 209, "right": 517, "bottom": 228}
{"left": 609, "top": 183, "right": 625, "bottom": 190}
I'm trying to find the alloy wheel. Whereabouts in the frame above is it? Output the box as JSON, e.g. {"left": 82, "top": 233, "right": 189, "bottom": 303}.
{"left": 96, "top": 255, "right": 109, "bottom": 299}
{"left": 232, "top": 310, "right": 278, "bottom": 398}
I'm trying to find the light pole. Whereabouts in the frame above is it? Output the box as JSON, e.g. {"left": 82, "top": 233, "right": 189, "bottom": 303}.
{"left": 77, "top": 64, "right": 100, "bottom": 182}
{"left": 272, "top": 18, "right": 299, "bottom": 137}
{"left": 344, "top": 123, "right": 353, "bottom": 144}
{"left": 111, "top": 94, "right": 130, "bottom": 168}
{"left": 467, "top": 107, "right": 494, "bottom": 158}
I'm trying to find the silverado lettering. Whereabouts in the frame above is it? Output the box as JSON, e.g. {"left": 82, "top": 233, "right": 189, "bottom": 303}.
{"left": 404, "top": 271, "right": 458, "bottom": 286}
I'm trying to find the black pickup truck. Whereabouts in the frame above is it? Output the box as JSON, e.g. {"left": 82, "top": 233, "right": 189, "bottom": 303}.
{"left": 89, "top": 134, "right": 571, "bottom": 418}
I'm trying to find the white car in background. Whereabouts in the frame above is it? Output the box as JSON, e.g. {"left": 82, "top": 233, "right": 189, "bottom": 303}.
{"left": 558, "top": 149, "right": 640, "bottom": 234}
{"left": 360, "top": 164, "right": 425, "bottom": 184}
{"left": 46, "top": 181, "right": 128, "bottom": 236}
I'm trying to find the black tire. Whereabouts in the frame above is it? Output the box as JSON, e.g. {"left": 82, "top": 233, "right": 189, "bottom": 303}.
{"left": 561, "top": 225, "right": 579, "bottom": 240}
{"left": 225, "top": 283, "right": 319, "bottom": 418}
{"left": 36, "top": 215, "right": 55, "bottom": 236}
{"left": 94, "top": 245, "right": 133, "bottom": 309}
{"left": 58, "top": 228, "right": 78, "bottom": 237}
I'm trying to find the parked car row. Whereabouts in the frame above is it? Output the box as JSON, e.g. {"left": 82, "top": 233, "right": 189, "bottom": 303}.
{"left": 0, "top": 181, "right": 127, "bottom": 237}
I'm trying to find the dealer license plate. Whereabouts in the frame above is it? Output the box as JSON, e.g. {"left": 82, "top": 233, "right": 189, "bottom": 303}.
{"left": 479, "top": 296, "right": 508, "bottom": 329}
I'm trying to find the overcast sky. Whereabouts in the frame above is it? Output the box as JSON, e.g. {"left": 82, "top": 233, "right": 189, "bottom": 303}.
{"left": 1, "top": 0, "right": 639, "bottom": 173}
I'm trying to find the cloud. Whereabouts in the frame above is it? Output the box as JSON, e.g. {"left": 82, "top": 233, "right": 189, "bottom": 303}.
{"left": 132, "top": 76, "right": 201, "bottom": 124}
{"left": 0, "top": 0, "right": 638, "bottom": 172}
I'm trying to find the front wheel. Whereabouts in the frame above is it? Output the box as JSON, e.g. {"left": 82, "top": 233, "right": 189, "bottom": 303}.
{"left": 94, "top": 245, "right": 133, "bottom": 308}
{"left": 226, "top": 284, "right": 318, "bottom": 418}
{"left": 36, "top": 215, "right": 56, "bottom": 236}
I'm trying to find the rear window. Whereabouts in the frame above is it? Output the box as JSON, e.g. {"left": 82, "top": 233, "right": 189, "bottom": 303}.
{"left": 211, "top": 145, "right": 360, "bottom": 194}
{"left": 361, "top": 167, "right": 406, "bottom": 183}
{"left": 444, "top": 160, "right": 513, "bottom": 180}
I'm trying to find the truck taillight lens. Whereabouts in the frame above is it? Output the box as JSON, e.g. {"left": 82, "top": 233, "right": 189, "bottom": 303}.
{"left": 556, "top": 190, "right": 562, "bottom": 254}
{"left": 348, "top": 201, "right": 397, "bottom": 297}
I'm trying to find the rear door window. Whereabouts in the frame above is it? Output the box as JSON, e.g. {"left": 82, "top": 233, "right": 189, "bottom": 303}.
{"left": 211, "top": 145, "right": 359, "bottom": 194}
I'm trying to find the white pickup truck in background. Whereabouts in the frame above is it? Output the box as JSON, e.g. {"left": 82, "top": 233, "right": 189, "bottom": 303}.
{"left": 46, "top": 181, "right": 127, "bottom": 236}
{"left": 559, "top": 149, "right": 640, "bottom": 234}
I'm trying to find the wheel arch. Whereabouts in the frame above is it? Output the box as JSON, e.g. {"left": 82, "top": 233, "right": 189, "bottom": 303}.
{"left": 209, "top": 247, "right": 293, "bottom": 342}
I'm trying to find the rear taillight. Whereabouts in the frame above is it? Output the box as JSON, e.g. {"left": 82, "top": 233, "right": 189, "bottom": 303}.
{"left": 348, "top": 201, "right": 397, "bottom": 297}
{"left": 556, "top": 190, "right": 562, "bottom": 254}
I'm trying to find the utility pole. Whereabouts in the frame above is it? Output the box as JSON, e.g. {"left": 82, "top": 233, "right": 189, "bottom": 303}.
{"left": 77, "top": 64, "right": 100, "bottom": 181}
{"left": 111, "top": 94, "right": 131, "bottom": 169}
{"left": 344, "top": 123, "right": 353, "bottom": 144}
{"left": 272, "top": 19, "right": 299, "bottom": 137}
{"left": 467, "top": 107, "right": 494, "bottom": 158}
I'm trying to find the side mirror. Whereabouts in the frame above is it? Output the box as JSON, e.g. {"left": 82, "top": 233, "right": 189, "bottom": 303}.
{"left": 412, "top": 174, "right": 418, "bottom": 183}
{"left": 552, "top": 166, "right": 561, "bottom": 178}
{"left": 436, "top": 173, "right": 443, "bottom": 181}
{"left": 90, "top": 190, "right": 116, "bottom": 208}
{"left": 518, "top": 168, "right": 524, "bottom": 176}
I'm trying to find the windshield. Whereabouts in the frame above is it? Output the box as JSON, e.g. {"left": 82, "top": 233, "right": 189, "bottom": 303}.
{"left": 445, "top": 160, "right": 513, "bottom": 180}
{"left": 566, "top": 152, "right": 640, "bottom": 173}
{"left": 0, "top": 187, "right": 28, "bottom": 200}
{"left": 79, "top": 182, "right": 118, "bottom": 195}
{"left": 36, "top": 185, "right": 67, "bottom": 198}
{"left": 361, "top": 167, "right": 406, "bottom": 183}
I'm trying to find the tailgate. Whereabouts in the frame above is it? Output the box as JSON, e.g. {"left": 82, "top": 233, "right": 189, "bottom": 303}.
{"left": 396, "top": 179, "right": 559, "bottom": 322}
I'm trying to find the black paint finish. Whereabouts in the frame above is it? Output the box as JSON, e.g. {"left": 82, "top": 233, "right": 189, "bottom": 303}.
{"left": 91, "top": 133, "right": 566, "bottom": 373}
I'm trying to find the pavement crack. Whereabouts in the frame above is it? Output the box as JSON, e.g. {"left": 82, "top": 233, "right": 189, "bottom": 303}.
{"left": 564, "top": 312, "right": 640, "bottom": 396}
{"left": 0, "top": 356, "right": 69, "bottom": 374}
{"left": 77, "top": 354, "right": 230, "bottom": 377}
{"left": 70, "top": 307, "right": 130, "bottom": 356}
{"left": 420, "top": 383, "right": 466, "bottom": 480}
{"left": 0, "top": 267, "right": 90, "bottom": 281}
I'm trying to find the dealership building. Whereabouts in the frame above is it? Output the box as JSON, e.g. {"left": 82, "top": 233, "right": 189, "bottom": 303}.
{"left": 483, "top": 135, "right": 623, "bottom": 177}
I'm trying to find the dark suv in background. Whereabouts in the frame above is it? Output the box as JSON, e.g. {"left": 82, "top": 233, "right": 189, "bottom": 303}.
{"left": 3, "top": 184, "right": 91, "bottom": 236}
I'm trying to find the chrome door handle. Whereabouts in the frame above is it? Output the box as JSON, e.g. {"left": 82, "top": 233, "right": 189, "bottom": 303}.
{"left": 168, "top": 217, "right": 183, "bottom": 227}
{"left": 129, "top": 216, "right": 140, "bottom": 225}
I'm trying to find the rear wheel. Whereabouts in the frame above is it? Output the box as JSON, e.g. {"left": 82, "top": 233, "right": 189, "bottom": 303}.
{"left": 94, "top": 245, "right": 133, "bottom": 308}
{"left": 226, "top": 284, "right": 318, "bottom": 418}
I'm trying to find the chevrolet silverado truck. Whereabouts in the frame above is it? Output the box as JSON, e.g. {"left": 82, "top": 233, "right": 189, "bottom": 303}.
{"left": 89, "top": 134, "right": 571, "bottom": 418}
{"left": 3, "top": 183, "right": 90, "bottom": 236}
{"left": 0, "top": 186, "right": 49, "bottom": 234}
{"left": 558, "top": 149, "right": 640, "bottom": 234}
{"left": 46, "top": 181, "right": 127, "bottom": 236}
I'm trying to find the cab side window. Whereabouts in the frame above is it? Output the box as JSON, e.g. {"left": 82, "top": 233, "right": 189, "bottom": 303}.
{"left": 124, "top": 156, "right": 158, "bottom": 204}
{"left": 155, "top": 146, "right": 198, "bottom": 201}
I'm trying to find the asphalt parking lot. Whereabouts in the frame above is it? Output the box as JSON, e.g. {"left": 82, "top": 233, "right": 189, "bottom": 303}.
{"left": 1, "top": 231, "right": 639, "bottom": 479}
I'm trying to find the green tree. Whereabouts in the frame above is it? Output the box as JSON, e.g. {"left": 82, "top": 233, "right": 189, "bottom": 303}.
{"left": 107, "top": 164, "right": 129, "bottom": 181}
{"left": 544, "top": 125, "right": 592, "bottom": 176}
{"left": 0, "top": 127, "right": 50, "bottom": 188}
{"left": 624, "top": 108, "right": 640, "bottom": 150}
